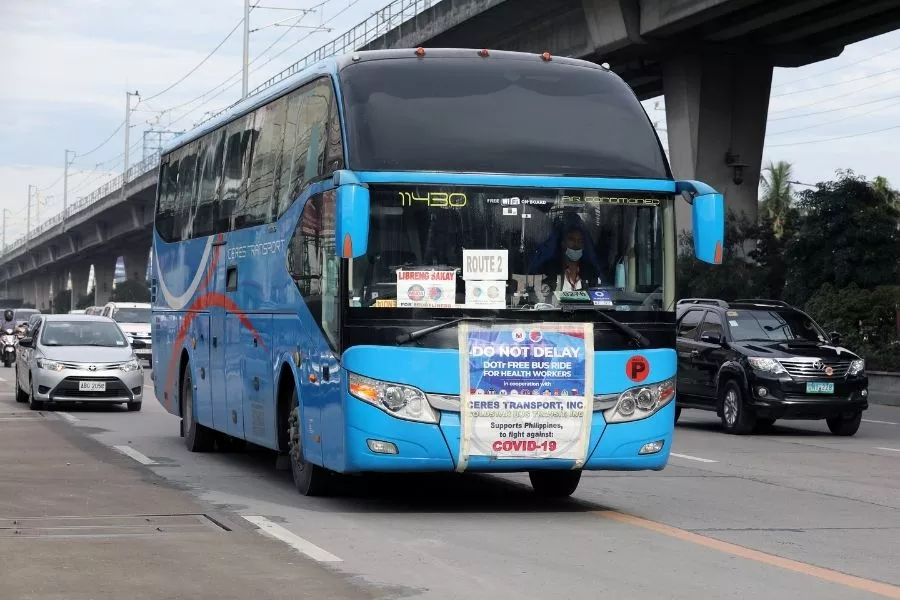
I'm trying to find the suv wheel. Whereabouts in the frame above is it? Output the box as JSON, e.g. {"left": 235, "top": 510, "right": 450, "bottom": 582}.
{"left": 720, "top": 380, "right": 755, "bottom": 435}
{"left": 826, "top": 412, "right": 861, "bottom": 436}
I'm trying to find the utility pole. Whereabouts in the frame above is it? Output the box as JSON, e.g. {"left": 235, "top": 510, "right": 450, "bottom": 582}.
{"left": 63, "top": 149, "right": 74, "bottom": 230}
{"left": 123, "top": 90, "right": 139, "bottom": 200}
{"left": 242, "top": 0, "right": 250, "bottom": 99}
{"left": 26, "top": 184, "right": 33, "bottom": 244}
{"left": 2, "top": 208, "right": 6, "bottom": 254}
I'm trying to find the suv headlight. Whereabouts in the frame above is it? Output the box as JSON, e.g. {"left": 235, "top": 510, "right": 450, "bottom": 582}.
{"left": 37, "top": 358, "right": 65, "bottom": 372}
{"left": 120, "top": 359, "right": 141, "bottom": 373}
{"left": 604, "top": 378, "right": 675, "bottom": 424}
{"left": 747, "top": 357, "right": 787, "bottom": 374}
{"left": 848, "top": 359, "right": 865, "bottom": 376}
{"left": 348, "top": 373, "right": 438, "bottom": 424}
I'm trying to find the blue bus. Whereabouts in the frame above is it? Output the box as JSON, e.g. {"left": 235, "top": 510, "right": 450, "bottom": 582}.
{"left": 151, "top": 48, "right": 723, "bottom": 497}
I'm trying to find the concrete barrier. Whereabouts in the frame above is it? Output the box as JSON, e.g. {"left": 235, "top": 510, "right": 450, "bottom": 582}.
{"left": 868, "top": 372, "right": 900, "bottom": 407}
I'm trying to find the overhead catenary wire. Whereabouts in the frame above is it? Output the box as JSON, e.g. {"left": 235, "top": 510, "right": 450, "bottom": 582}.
{"left": 150, "top": 1, "right": 332, "bottom": 124}
{"left": 140, "top": 15, "right": 248, "bottom": 103}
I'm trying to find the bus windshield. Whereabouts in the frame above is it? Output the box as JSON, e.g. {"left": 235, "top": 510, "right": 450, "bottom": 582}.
{"left": 347, "top": 186, "right": 673, "bottom": 312}
{"left": 338, "top": 56, "right": 668, "bottom": 178}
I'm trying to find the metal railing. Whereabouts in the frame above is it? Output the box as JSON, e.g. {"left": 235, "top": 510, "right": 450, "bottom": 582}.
{"left": 0, "top": 0, "right": 439, "bottom": 264}
{"left": 1, "top": 152, "right": 160, "bottom": 259}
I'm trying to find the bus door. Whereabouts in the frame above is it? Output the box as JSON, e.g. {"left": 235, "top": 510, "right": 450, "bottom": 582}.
{"left": 209, "top": 248, "right": 230, "bottom": 434}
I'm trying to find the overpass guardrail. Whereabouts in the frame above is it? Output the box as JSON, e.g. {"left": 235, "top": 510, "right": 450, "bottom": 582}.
{"left": 1, "top": 0, "right": 437, "bottom": 264}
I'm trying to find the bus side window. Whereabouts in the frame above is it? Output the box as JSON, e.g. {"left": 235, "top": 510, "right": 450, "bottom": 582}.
{"left": 277, "top": 78, "right": 333, "bottom": 217}
{"left": 220, "top": 113, "right": 254, "bottom": 233}
{"left": 194, "top": 130, "right": 224, "bottom": 239}
{"left": 239, "top": 95, "right": 287, "bottom": 230}
{"left": 288, "top": 191, "right": 339, "bottom": 349}
{"left": 155, "top": 157, "right": 178, "bottom": 242}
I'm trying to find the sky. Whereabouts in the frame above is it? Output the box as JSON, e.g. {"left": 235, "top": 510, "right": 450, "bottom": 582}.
{"left": 1, "top": 0, "right": 899, "bottom": 248}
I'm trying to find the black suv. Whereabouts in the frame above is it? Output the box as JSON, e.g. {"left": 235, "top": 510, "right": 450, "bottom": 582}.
{"left": 674, "top": 299, "right": 868, "bottom": 435}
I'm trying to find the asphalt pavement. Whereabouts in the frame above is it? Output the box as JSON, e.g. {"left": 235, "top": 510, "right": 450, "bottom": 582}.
{"left": 1, "top": 367, "right": 899, "bottom": 600}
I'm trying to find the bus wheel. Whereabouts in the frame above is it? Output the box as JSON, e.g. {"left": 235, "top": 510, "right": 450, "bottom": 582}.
{"left": 182, "top": 366, "right": 214, "bottom": 452}
{"left": 528, "top": 470, "right": 582, "bottom": 498}
{"left": 288, "top": 389, "right": 330, "bottom": 496}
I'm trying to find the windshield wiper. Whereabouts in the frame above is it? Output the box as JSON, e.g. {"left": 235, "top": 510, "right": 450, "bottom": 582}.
{"left": 561, "top": 305, "right": 651, "bottom": 348}
{"left": 395, "top": 317, "right": 496, "bottom": 345}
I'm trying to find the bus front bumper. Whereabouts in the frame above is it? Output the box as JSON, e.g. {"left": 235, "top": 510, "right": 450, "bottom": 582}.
{"left": 344, "top": 396, "right": 674, "bottom": 473}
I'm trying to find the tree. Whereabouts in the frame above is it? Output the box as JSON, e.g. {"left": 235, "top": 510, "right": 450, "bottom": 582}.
{"left": 677, "top": 212, "right": 760, "bottom": 300}
{"left": 783, "top": 171, "right": 900, "bottom": 306}
{"left": 110, "top": 279, "right": 149, "bottom": 303}
{"left": 759, "top": 160, "right": 795, "bottom": 239}
{"left": 52, "top": 289, "right": 72, "bottom": 314}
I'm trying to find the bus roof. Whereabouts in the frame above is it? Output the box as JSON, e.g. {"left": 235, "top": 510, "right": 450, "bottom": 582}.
{"left": 161, "top": 48, "right": 612, "bottom": 157}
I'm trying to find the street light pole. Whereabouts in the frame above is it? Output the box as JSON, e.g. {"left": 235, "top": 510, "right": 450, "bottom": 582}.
{"left": 63, "top": 149, "right": 74, "bottom": 230}
{"left": 123, "top": 90, "right": 139, "bottom": 201}
{"left": 242, "top": 0, "right": 250, "bottom": 99}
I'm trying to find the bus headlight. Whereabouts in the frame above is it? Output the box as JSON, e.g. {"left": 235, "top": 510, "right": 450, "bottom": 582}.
{"left": 604, "top": 378, "right": 675, "bottom": 424}
{"left": 348, "top": 373, "right": 439, "bottom": 424}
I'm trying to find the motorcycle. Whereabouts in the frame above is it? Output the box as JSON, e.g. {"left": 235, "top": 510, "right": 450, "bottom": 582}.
{"left": 1, "top": 328, "right": 16, "bottom": 368}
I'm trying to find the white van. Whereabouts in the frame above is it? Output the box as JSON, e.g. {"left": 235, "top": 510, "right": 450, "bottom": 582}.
{"left": 102, "top": 302, "right": 152, "bottom": 366}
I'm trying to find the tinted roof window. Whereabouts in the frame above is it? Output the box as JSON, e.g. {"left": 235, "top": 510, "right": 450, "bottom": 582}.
{"left": 339, "top": 57, "right": 669, "bottom": 178}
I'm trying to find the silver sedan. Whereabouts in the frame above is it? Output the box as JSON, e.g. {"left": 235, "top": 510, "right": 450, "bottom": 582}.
{"left": 15, "top": 314, "right": 144, "bottom": 411}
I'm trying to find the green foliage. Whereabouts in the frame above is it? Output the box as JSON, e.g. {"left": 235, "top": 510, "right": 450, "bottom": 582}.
{"left": 784, "top": 172, "right": 900, "bottom": 305}
{"left": 679, "top": 168, "right": 900, "bottom": 371}
{"left": 51, "top": 289, "right": 71, "bottom": 314}
{"left": 76, "top": 293, "right": 94, "bottom": 310}
{"left": 804, "top": 284, "right": 900, "bottom": 371}
{"left": 110, "top": 279, "right": 150, "bottom": 303}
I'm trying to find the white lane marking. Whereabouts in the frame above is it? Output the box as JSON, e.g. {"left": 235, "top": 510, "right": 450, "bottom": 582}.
{"left": 58, "top": 412, "right": 80, "bottom": 423}
{"left": 670, "top": 452, "right": 719, "bottom": 463}
{"left": 113, "top": 445, "right": 157, "bottom": 465}
{"left": 242, "top": 516, "right": 342, "bottom": 563}
{"left": 0, "top": 417, "right": 44, "bottom": 421}
{"left": 875, "top": 447, "right": 900, "bottom": 453}
{"left": 863, "top": 419, "right": 898, "bottom": 425}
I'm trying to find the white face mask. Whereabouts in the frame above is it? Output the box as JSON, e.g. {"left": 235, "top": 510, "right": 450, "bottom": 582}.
{"left": 565, "top": 248, "right": 583, "bottom": 262}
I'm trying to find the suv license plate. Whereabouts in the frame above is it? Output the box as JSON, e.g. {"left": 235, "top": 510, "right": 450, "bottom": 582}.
{"left": 79, "top": 381, "right": 106, "bottom": 392}
{"left": 806, "top": 382, "right": 834, "bottom": 394}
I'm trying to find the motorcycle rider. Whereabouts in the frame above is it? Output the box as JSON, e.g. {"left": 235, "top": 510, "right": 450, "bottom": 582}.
{"left": 2, "top": 309, "right": 15, "bottom": 331}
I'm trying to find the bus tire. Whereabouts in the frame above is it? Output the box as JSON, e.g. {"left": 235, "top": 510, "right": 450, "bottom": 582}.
{"left": 182, "top": 366, "right": 214, "bottom": 452}
{"left": 288, "top": 389, "right": 330, "bottom": 496}
{"left": 528, "top": 470, "right": 582, "bottom": 498}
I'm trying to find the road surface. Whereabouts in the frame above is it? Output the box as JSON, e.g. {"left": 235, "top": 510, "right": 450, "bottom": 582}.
{"left": 1, "top": 369, "right": 898, "bottom": 600}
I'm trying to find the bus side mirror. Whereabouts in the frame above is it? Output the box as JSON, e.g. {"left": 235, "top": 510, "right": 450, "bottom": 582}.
{"left": 333, "top": 171, "right": 369, "bottom": 259}
{"left": 693, "top": 192, "right": 724, "bottom": 264}
{"left": 677, "top": 180, "right": 724, "bottom": 265}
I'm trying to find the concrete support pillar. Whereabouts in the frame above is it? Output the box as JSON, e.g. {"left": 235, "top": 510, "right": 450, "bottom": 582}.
{"left": 70, "top": 263, "right": 91, "bottom": 307}
{"left": 92, "top": 258, "right": 116, "bottom": 306}
{"left": 122, "top": 247, "right": 150, "bottom": 282}
{"left": 662, "top": 51, "right": 773, "bottom": 233}
{"left": 21, "top": 279, "right": 36, "bottom": 309}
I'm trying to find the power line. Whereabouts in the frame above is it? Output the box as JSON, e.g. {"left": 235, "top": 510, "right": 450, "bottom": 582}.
{"left": 767, "top": 123, "right": 900, "bottom": 147}
{"left": 69, "top": 120, "right": 126, "bottom": 162}
{"left": 141, "top": 16, "right": 247, "bottom": 103}
{"left": 772, "top": 64, "right": 900, "bottom": 98}
{"left": 772, "top": 42, "right": 900, "bottom": 89}
{"left": 770, "top": 73, "right": 900, "bottom": 115}
{"left": 768, "top": 92, "right": 900, "bottom": 121}
{"left": 767, "top": 99, "right": 900, "bottom": 136}
{"left": 150, "top": 2, "right": 324, "bottom": 122}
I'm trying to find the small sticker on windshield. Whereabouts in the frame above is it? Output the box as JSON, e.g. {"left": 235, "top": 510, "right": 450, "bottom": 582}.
{"left": 502, "top": 206, "right": 518, "bottom": 216}
{"left": 729, "top": 320, "right": 739, "bottom": 327}
{"left": 727, "top": 311, "right": 739, "bottom": 316}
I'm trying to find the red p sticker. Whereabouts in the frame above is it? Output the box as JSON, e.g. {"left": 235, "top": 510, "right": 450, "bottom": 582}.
{"left": 626, "top": 355, "right": 650, "bottom": 382}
